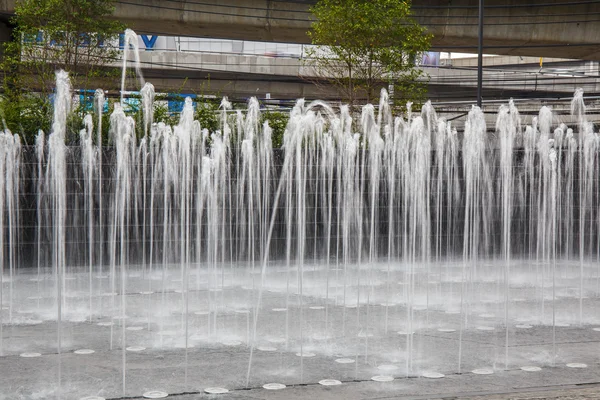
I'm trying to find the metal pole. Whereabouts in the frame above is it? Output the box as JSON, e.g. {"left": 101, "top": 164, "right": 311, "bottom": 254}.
{"left": 477, "top": 0, "right": 484, "bottom": 107}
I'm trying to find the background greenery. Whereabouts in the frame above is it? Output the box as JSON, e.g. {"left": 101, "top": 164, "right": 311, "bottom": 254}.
{"left": 305, "top": 0, "right": 431, "bottom": 112}
{"left": 1, "top": 0, "right": 427, "bottom": 147}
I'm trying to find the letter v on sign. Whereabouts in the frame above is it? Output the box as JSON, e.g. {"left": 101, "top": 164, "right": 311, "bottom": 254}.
{"left": 141, "top": 35, "right": 159, "bottom": 50}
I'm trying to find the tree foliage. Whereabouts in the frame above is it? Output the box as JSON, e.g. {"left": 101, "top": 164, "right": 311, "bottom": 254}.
{"left": 305, "top": 0, "right": 431, "bottom": 108}
{"left": 6, "top": 0, "right": 124, "bottom": 91}
{"left": 195, "top": 100, "right": 220, "bottom": 134}
{"left": 261, "top": 111, "right": 288, "bottom": 148}
{"left": 1, "top": 0, "right": 124, "bottom": 141}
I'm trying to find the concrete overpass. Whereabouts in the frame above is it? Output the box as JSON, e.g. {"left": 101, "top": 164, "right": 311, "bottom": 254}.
{"left": 4, "top": 47, "right": 596, "bottom": 103}
{"left": 88, "top": 51, "right": 600, "bottom": 131}
{"left": 117, "top": 51, "right": 600, "bottom": 103}
{"left": 2, "top": 0, "right": 600, "bottom": 60}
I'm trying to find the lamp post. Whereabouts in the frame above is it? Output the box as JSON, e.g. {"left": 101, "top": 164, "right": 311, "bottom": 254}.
{"left": 477, "top": 0, "right": 484, "bottom": 107}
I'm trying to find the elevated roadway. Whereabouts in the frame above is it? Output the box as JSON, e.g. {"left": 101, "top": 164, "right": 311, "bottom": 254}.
{"left": 130, "top": 51, "right": 600, "bottom": 99}
{"left": 2, "top": 0, "right": 600, "bottom": 59}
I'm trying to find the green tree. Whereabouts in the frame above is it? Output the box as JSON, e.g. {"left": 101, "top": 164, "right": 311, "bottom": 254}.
{"left": 305, "top": 0, "right": 431, "bottom": 109}
{"left": 153, "top": 101, "right": 179, "bottom": 128}
{"left": 195, "top": 100, "right": 219, "bottom": 134}
{"left": 1, "top": 0, "right": 124, "bottom": 141}
{"left": 261, "top": 111, "right": 288, "bottom": 149}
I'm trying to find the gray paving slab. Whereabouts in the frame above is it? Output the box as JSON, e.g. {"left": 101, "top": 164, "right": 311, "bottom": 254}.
{"left": 2, "top": 267, "right": 600, "bottom": 399}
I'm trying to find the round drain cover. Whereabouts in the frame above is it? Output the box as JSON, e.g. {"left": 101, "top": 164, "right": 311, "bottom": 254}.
{"left": 520, "top": 366, "right": 541, "bottom": 372}
{"left": 263, "top": 383, "right": 286, "bottom": 390}
{"left": 204, "top": 387, "right": 229, "bottom": 394}
{"left": 319, "top": 379, "right": 342, "bottom": 386}
{"left": 422, "top": 372, "right": 445, "bottom": 379}
{"left": 74, "top": 349, "right": 95, "bottom": 355}
{"left": 20, "top": 352, "right": 41, "bottom": 358}
{"left": 371, "top": 375, "right": 394, "bottom": 382}
{"left": 472, "top": 368, "right": 494, "bottom": 375}
{"left": 142, "top": 391, "right": 168, "bottom": 399}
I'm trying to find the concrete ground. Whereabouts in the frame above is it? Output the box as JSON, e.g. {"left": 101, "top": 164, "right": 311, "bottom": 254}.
{"left": 173, "top": 382, "right": 600, "bottom": 400}
{"left": 1, "top": 264, "right": 599, "bottom": 399}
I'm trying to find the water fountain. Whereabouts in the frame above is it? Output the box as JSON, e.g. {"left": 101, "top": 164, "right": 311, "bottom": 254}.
{"left": 0, "top": 31, "right": 599, "bottom": 399}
